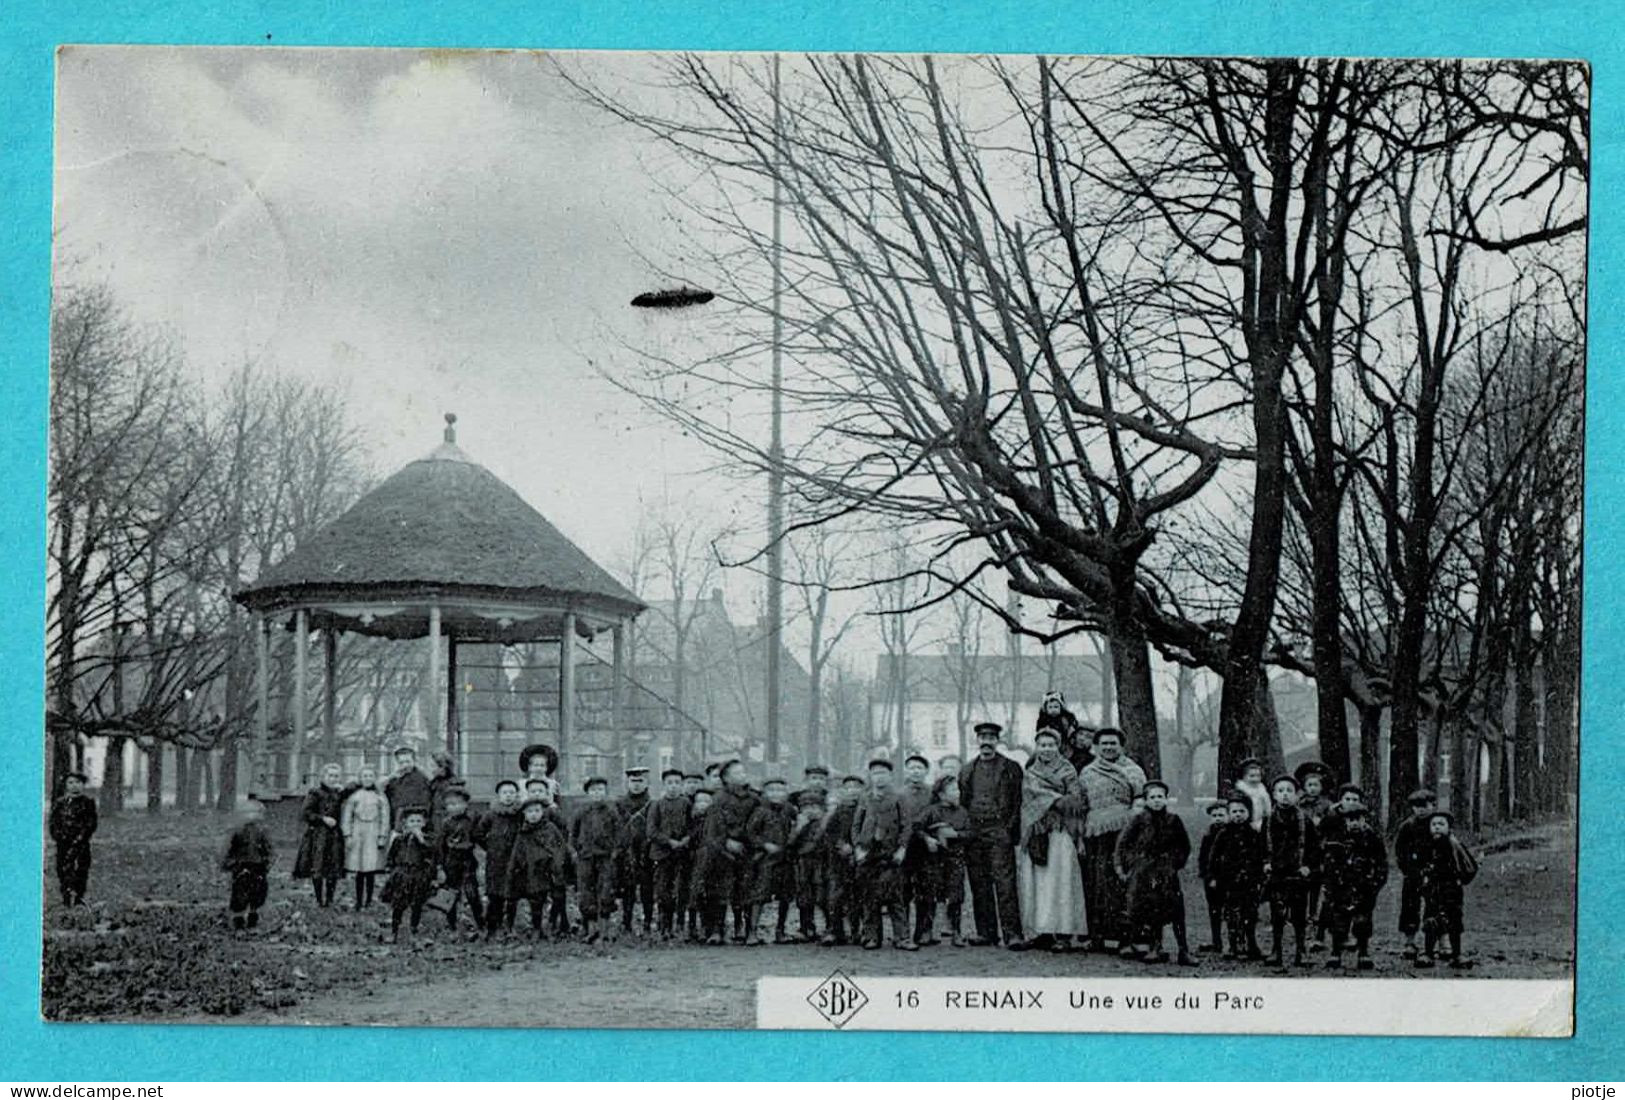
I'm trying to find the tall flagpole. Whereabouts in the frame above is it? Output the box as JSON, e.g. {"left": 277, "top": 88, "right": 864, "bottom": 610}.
{"left": 766, "top": 53, "right": 785, "bottom": 766}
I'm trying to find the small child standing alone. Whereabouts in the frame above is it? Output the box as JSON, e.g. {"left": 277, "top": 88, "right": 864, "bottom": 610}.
{"left": 222, "top": 798, "right": 274, "bottom": 931}
{"left": 1415, "top": 810, "right": 1478, "bottom": 970}
{"left": 49, "top": 770, "right": 98, "bottom": 907}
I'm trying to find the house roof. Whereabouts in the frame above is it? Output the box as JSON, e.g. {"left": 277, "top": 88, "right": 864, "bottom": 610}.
{"left": 235, "top": 417, "right": 644, "bottom": 626}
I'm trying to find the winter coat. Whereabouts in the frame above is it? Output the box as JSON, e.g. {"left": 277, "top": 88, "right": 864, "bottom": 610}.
{"left": 746, "top": 800, "right": 797, "bottom": 865}
{"left": 1210, "top": 821, "right": 1267, "bottom": 894}
{"left": 475, "top": 805, "right": 524, "bottom": 891}
{"left": 223, "top": 822, "right": 273, "bottom": 871}
{"left": 292, "top": 786, "right": 346, "bottom": 879}
{"left": 852, "top": 792, "right": 908, "bottom": 859}
{"left": 1116, "top": 807, "right": 1191, "bottom": 927}
{"left": 385, "top": 768, "right": 433, "bottom": 821}
{"left": 1265, "top": 805, "right": 1320, "bottom": 883}
{"left": 704, "top": 786, "right": 761, "bottom": 861}
{"left": 1395, "top": 813, "right": 1434, "bottom": 878}
{"left": 645, "top": 794, "right": 694, "bottom": 863}
{"left": 50, "top": 794, "right": 98, "bottom": 849}
{"left": 1321, "top": 817, "right": 1389, "bottom": 899}
{"left": 570, "top": 801, "right": 623, "bottom": 859}
{"left": 436, "top": 809, "right": 479, "bottom": 870}
{"left": 958, "top": 753, "right": 1024, "bottom": 844}
{"left": 618, "top": 790, "right": 653, "bottom": 860}
{"left": 505, "top": 816, "right": 569, "bottom": 899}
{"left": 341, "top": 787, "right": 390, "bottom": 873}
{"left": 384, "top": 829, "right": 438, "bottom": 903}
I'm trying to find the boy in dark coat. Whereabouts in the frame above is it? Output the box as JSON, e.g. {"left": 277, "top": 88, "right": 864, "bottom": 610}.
{"left": 913, "top": 773, "right": 972, "bottom": 946}
{"left": 686, "top": 788, "right": 715, "bottom": 942}
{"left": 572, "top": 777, "right": 623, "bottom": 942}
{"left": 505, "top": 796, "right": 569, "bottom": 938}
{"left": 1264, "top": 774, "right": 1320, "bottom": 969}
{"left": 703, "top": 759, "right": 760, "bottom": 945}
{"left": 1293, "top": 762, "right": 1335, "bottom": 950}
{"left": 523, "top": 777, "right": 572, "bottom": 934}
{"left": 853, "top": 758, "right": 913, "bottom": 951}
{"left": 790, "top": 788, "right": 828, "bottom": 942}
{"left": 1196, "top": 800, "right": 1229, "bottom": 952}
{"left": 645, "top": 768, "right": 694, "bottom": 939}
{"left": 49, "top": 771, "right": 98, "bottom": 906}
{"left": 1320, "top": 785, "right": 1389, "bottom": 971}
{"left": 222, "top": 798, "right": 274, "bottom": 931}
{"left": 1211, "top": 795, "right": 1266, "bottom": 960}
{"left": 434, "top": 786, "right": 484, "bottom": 933}
{"left": 475, "top": 779, "right": 524, "bottom": 936}
{"left": 384, "top": 809, "right": 437, "bottom": 941}
{"left": 819, "top": 775, "right": 865, "bottom": 946}
{"left": 616, "top": 767, "right": 655, "bottom": 935}
{"left": 1115, "top": 779, "right": 1197, "bottom": 965}
{"left": 1416, "top": 810, "right": 1477, "bottom": 970}
{"left": 746, "top": 778, "right": 799, "bottom": 944}
{"left": 1395, "top": 788, "right": 1437, "bottom": 959}
{"left": 897, "top": 754, "right": 936, "bottom": 945}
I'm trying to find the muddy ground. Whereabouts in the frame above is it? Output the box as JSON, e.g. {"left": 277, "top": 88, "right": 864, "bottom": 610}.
{"left": 41, "top": 812, "right": 1575, "bottom": 1029}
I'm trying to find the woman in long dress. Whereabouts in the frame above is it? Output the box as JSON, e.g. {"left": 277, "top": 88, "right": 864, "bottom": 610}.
{"left": 1016, "top": 728, "right": 1089, "bottom": 950}
{"left": 341, "top": 766, "right": 391, "bottom": 910}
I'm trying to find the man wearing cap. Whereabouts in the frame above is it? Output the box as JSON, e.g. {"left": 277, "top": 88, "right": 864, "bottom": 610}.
{"left": 617, "top": 766, "right": 656, "bottom": 935}
{"left": 385, "top": 746, "right": 433, "bottom": 830}
{"left": 1079, "top": 727, "right": 1148, "bottom": 954}
{"left": 49, "top": 770, "right": 98, "bottom": 906}
{"left": 957, "top": 722, "right": 1026, "bottom": 948}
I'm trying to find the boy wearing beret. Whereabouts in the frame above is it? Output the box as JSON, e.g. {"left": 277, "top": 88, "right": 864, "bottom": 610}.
{"left": 571, "top": 777, "right": 624, "bottom": 943}
{"left": 1415, "top": 810, "right": 1478, "bottom": 969}
{"left": 853, "top": 758, "right": 914, "bottom": 950}
{"left": 819, "top": 775, "right": 866, "bottom": 946}
{"left": 1196, "top": 800, "right": 1229, "bottom": 953}
{"left": 1395, "top": 788, "right": 1438, "bottom": 960}
{"left": 646, "top": 767, "right": 694, "bottom": 940}
{"left": 1320, "top": 784, "right": 1389, "bottom": 971}
{"left": 1211, "top": 795, "right": 1266, "bottom": 959}
{"left": 49, "top": 770, "right": 98, "bottom": 906}
{"left": 1264, "top": 774, "right": 1319, "bottom": 969}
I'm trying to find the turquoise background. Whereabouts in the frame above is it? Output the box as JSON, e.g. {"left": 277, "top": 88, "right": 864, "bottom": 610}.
{"left": 1, "top": 0, "right": 1617, "bottom": 1081}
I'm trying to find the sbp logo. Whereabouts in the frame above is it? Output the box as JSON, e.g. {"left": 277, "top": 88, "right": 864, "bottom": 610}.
{"left": 807, "top": 969, "right": 869, "bottom": 1029}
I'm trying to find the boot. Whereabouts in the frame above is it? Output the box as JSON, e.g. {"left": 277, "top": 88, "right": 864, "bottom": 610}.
{"left": 246, "top": 909, "right": 260, "bottom": 930}
{"left": 742, "top": 905, "right": 764, "bottom": 946}
{"left": 798, "top": 905, "right": 816, "bottom": 941}
{"left": 891, "top": 911, "right": 918, "bottom": 950}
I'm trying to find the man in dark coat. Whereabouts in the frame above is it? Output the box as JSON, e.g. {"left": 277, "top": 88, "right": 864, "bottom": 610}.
{"left": 49, "top": 770, "right": 98, "bottom": 906}
{"left": 852, "top": 758, "right": 912, "bottom": 950}
{"left": 1264, "top": 774, "right": 1320, "bottom": 969}
{"left": 702, "top": 759, "right": 760, "bottom": 944}
{"left": 645, "top": 768, "right": 694, "bottom": 939}
{"left": 958, "top": 722, "right": 1025, "bottom": 948}
{"left": 616, "top": 766, "right": 656, "bottom": 934}
{"left": 1114, "top": 779, "right": 1196, "bottom": 965}
{"left": 384, "top": 746, "right": 433, "bottom": 829}
{"left": 818, "top": 775, "right": 865, "bottom": 946}
{"left": 1394, "top": 788, "right": 1437, "bottom": 959}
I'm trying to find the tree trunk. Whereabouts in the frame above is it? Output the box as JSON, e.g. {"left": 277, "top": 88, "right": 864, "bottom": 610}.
{"left": 174, "top": 745, "right": 193, "bottom": 814}
{"left": 99, "top": 736, "right": 126, "bottom": 816}
{"left": 1110, "top": 631, "right": 1160, "bottom": 777}
{"left": 217, "top": 739, "right": 239, "bottom": 811}
{"left": 1387, "top": 597, "right": 1428, "bottom": 827}
{"left": 1542, "top": 627, "right": 1579, "bottom": 814}
{"left": 1097, "top": 635, "right": 1115, "bottom": 726}
{"left": 806, "top": 657, "right": 824, "bottom": 769}
{"left": 1511, "top": 619, "right": 1540, "bottom": 820}
{"left": 1251, "top": 671, "right": 1286, "bottom": 780}
{"left": 1357, "top": 703, "right": 1384, "bottom": 810}
{"left": 146, "top": 742, "right": 164, "bottom": 813}
{"left": 1448, "top": 717, "right": 1470, "bottom": 820}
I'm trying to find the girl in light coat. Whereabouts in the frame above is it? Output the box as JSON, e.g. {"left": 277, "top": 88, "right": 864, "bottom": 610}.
{"left": 341, "top": 766, "right": 391, "bottom": 910}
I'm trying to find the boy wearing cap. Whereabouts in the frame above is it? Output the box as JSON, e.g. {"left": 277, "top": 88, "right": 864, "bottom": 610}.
{"left": 1294, "top": 762, "right": 1335, "bottom": 950}
{"left": 572, "top": 777, "right": 624, "bottom": 942}
{"left": 686, "top": 787, "right": 715, "bottom": 941}
{"left": 1211, "top": 795, "right": 1266, "bottom": 959}
{"left": 683, "top": 773, "right": 705, "bottom": 799}
{"left": 819, "top": 774, "right": 866, "bottom": 946}
{"left": 385, "top": 746, "right": 433, "bottom": 830}
{"left": 1264, "top": 774, "right": 1319, "bottom": 969}
{"left": 745, "top": 778, "right": 799, "bottom": 944}
{"left": 790, "top": 787, "right": 829, "bottom": 941}
{"left": 853, "top": 758, "right": 914, "bottom": 950}
{"left": 913, "top": 774, "right": 972, "bottom": 946}
{"left": 1114, "top": 779, "right": 1197, "bottom": 966}
{"left": 475, "top": 780, "right": 524, "bottom": 935}
{"left": 1320, "top": 784, "right": 1389, "bottom": 971}
{"left": 1395, "top": 788, "right": 1438, "bottom": 959}
{"left": 960, "top": 721, "right": 1026, "bottom": 948}
{"left": 617, "top": 767, "right": 655, "bottom": 935}
{"left": 49, "top": 770, "right": 98, "bottom": 906}
{"left": 1416, "top": 810, "right": 1478, "bottom": 970}
{"left": 221, "top": 797, "right": 274, "bottom": 931}
{"left": 434, "top": 786, "right": 485, "bottom": 933}
{"left": 384, "top": 808, "right": 437, "bottom": 942}
{"left": 703, "top": 759, "right": 761, "bottom": 944}
{"left": 505, "top": 795, "right": 569, "bottom": 938}
{"left": 646, "top": 768, "right": 694, "bottom": 939}
{"left": 898, "top": 753, "right": 936, "bottom": 945}
{"left": 1196, "top": 800, "right": 1230, "bottom": 953}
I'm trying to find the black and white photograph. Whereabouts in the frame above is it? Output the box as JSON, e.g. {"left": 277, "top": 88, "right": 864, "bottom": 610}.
{"left": 43, "top": 46, "right": 1584, "bottom": 1033}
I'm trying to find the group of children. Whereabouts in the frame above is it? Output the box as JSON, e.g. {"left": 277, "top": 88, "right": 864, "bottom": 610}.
{"left": 56, "top": 741, "right": 1480, "bottom": 971}
{"left": 1195, "top": 760, "right": 1479, "bottom": 971}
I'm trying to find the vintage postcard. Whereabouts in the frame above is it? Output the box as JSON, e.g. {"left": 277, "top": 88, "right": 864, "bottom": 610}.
{"left": 43, "top": 46, "right": 1582, "bottom": 1035}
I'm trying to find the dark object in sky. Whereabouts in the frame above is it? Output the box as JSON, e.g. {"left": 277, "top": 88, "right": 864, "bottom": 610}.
{"left": 630, "top": 286, "right": 716, "bottom": 309}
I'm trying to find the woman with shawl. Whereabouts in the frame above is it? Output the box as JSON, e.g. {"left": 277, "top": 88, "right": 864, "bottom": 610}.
{"left": 1015, "top": 727, "right": 1090, "bottom": 950}
{"left": 1036, "top": 690, "right": 1092, "bottom": 773}
{"left": 1078, "top": 727, "right": 1148, "bottom": 955}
